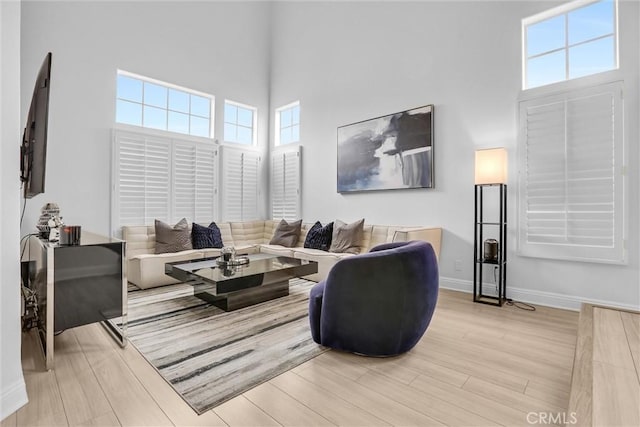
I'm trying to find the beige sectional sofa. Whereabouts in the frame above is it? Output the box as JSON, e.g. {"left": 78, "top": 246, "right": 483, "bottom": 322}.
{"left": 123, "top": 220, "right": 442, "bottom": 289}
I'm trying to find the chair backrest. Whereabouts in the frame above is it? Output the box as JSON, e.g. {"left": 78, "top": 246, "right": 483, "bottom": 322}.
{"left": 320, "top": 240, "right": 439, "bottom": 355}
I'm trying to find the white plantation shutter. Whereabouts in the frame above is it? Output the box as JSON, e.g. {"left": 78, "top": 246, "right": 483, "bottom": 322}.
{"left": 271, "top": 147, "right": 301, "bottom": 220}
{"left": 112, "top": 129, "right": 218, "bottom": 236}
{"left": 172, "top": 141, "right": 218, "bottom": 224}
{"left": 518, "top": 81, "right": 626, "bottom": 263}
{"left": 144, "top": 138, "right": 172, "bottom": 223}
{"left": 242, "top": 151, "right": 260, "bottom": 221}
{"left": 113, "top": 131, "right": 171, "bottom": 235}
{"left": 221, "top": 146, "right": 261, "bottom": 221}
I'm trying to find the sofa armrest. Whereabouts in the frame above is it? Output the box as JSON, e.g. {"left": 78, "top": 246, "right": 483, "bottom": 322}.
{"left": 393, "top": 227, "right": 442, "bottom": 260}
{"left": 128, "top": 250, "right": 204, "bottom": 289}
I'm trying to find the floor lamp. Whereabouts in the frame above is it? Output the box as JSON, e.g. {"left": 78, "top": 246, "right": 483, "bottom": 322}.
{"left": 474, "top": 148, "right": 507, "bottom": 306}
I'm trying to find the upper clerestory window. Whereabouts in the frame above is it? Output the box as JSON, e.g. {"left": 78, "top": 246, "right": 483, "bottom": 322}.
{"left": 523, "top": 0, "right": 618, "bottom": 90}
{"left": 116, "top": 70, "right": 214, "bottom": 138}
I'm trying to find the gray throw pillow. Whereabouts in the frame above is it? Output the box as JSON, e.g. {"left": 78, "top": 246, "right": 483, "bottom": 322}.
{"left": 329, "top": 218, "right": 365, "bottom": 254}
{"left": 269, "top": 219, "right": 302, "bottom": 247}
{"left": 155, "top": 218, "right": 193, "bottom": 254}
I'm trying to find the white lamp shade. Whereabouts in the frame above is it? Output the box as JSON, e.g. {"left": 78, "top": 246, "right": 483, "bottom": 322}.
{"left": 475, "top": 148, "right": 507, "bottom": 184}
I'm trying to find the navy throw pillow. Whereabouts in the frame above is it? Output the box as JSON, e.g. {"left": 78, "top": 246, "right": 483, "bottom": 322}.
{"left": 304, "top": 221, "right": 333, "bottom": 251}
{"left": 191, "top": 222, "right": 223, "bottom": 249}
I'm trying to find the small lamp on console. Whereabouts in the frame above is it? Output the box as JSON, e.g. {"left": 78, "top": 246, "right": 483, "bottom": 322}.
{"left": 473, "top": 148, "right": 507, "bottom": 306}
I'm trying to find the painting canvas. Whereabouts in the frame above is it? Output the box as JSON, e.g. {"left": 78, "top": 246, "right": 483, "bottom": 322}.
{"left": 337, "top": 105, "right": 434, "bottom": 193}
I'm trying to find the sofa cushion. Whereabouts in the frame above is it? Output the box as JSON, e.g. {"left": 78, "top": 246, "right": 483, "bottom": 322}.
{"left": 122, "top": 225, "right": 155, "bottom": 259}
{"left": 304, "top": 221, "right": 333, "bottom": 251}
{"left": 128, "top": 249, "right": 204, "bottom": 289}
{"left": 155, "top": 218, "right": 193, "bottom": 254}
{"left": 292, "top": 247, "right": 353, "bottom": 261}
{"left": 259, "top": 244, "right": 295, "bottom": 257}
{"left": 230, "top": 221, "right": 266, "bottom": 246}
{"left": 191, "top": 222, "right": 223, "bottom": 249}
{"left": 216, "top": 223, "right": 234, "bottom": 247}
{"left": 270, "top": 219, "right": 302, "bottom": 247}
{"left": 329, "top": 219, "right": 364, "bottom": 254}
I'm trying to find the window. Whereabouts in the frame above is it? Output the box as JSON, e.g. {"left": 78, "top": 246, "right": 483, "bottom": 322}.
{"left": 116, "top": 71, "right": 213, "bottom": 138}
{"left": 112, "top": 129, "right": 218, "bottom": 235}
{"left": 275, "top": 102, "right": 300, "bottom": 145}
{"left": 271, "top": 147, "right": 301, "bottom": 220}
{"left": 221, "top": 146, "right": 260, "bottom": 221}
{"left": 523, "top": 0, "right": 618, "bottom": 89}
{"left": 518, "top": 81, "right": 625, "bottom": 264}
{"left": 224, "top": 100, "right": 256, "bottom": 145}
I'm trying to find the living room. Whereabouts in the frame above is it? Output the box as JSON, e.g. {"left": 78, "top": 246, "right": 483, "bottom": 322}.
{"left": 1, "top": 0, "right": 639, "bottom": 426}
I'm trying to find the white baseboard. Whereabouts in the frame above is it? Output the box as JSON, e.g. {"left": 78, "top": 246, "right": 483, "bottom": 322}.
{"left": 0, "top": 379, "right": 28, "bottom": 421}
{"left": 439, "top": 276, "right": 640, "bottom": 312}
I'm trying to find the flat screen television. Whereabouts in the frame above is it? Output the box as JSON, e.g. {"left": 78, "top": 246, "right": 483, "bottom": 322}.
{"left": 21, "top": 52, "right": 52, "bottom": 199}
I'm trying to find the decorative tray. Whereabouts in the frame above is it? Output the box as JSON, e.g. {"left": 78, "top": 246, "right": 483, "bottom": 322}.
{"left": 216, "top": 256, "right": 250, "bottom": 267}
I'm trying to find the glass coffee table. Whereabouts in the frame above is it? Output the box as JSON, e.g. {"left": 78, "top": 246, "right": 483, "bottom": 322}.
{"left": 165, "top": 254, "right": 318, "bottom": 311}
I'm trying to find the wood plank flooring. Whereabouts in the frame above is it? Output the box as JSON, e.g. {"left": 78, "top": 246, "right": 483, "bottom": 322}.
{"left": 592, "top": 308, "right": 640, "bottom": 427}
{"left": 9, "top": 289, "right": 581, "bottom": 426}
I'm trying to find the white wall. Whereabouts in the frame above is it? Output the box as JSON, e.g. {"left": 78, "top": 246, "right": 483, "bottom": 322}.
{"left": 20, "top": 1, "right": 272, "bottom": 236}
{"left": 17, "top": 0, "right": 639, "bottom": 310}
{"left": 1, "top": 0, "right": 29, "bottom": 420}
{"left": 270, "top": 1, "right": 640, "bottom": 310}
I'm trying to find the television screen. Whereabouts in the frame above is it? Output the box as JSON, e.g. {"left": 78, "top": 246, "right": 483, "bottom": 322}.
{"left": 21, "top": 52, "right": 52, "bottom": 199}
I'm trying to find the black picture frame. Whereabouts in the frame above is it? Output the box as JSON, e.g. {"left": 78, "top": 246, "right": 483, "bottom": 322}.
{"left": 337, "top": 104, "right": 434, "bottom": 193}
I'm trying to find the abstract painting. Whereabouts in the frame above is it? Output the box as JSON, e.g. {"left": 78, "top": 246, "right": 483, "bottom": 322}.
{"left": 337, "top": 105, "right": 434, "bottom": 193}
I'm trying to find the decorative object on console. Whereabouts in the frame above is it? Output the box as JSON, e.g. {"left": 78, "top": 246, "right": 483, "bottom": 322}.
{"left": 304, "top": 221, "right": 334, "bottom": 251}
{"left": 47, "top": 215, "right": 64, "bottom": 242}
{"left": 269, "top": 219, "right": 302, "bottom": 247}
{"left": 191, "top": 222, "right": 223, "bottom": 249}
{"left": 329, "top": 218, "right": 365, "bottom": 254}
{"left": 154, "top": 218, "right": 192, "bottom": 254}
{"left": 36, "top": 202, "right": 60, "bottom": 238}
{"left": 60, "top": 225, "right": 81, "bottom": 246}
{"left": 474, "top": 148, "right": 507, "bottom": 306}
{"left": 337, "top": 104, "right": 434, "bottom": 192}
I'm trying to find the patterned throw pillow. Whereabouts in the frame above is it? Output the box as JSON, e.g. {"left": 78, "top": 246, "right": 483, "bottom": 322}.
{"left": 269, "top": 219, "right": 302, "bottom": 247}
{"left": 329, "top": 218, "right": 365, "bottom": 254}
{"left": 191, "top": 222, "right": 223, "bottom": 249}
{"left": 155, "top": 218, "right": 193, "bottom": 254}
{"left": 304, "top": 221, "right": 334, "bottom": 251}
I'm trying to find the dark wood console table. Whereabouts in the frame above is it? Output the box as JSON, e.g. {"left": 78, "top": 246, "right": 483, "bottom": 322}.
{"left": 24, "top": 232, "right": 127, "bottom": 370}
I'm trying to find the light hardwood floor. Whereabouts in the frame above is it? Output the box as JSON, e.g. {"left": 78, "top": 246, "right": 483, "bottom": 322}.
{"left": 3, "top": 289, "right": 581, "bottom": 427}
{"left": 568, "top": 304, "right": 640, "bottom": 427}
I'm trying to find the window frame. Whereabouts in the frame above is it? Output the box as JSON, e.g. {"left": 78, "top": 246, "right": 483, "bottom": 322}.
{"left": 275, "top": 101, "right": 301, "bottom": 146}
{"left": 116, "top": 70, "right": 215, "bottom": 139}
{"left": 223, "top": 99, "right": 258, "bottom": 146}
{"left": 522, "top": 0, "right": 619, "bottom": 90}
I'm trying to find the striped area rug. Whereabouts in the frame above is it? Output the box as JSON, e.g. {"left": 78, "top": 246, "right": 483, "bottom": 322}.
{"left": 125, "top": 278, "right": 328, "bottom": 414}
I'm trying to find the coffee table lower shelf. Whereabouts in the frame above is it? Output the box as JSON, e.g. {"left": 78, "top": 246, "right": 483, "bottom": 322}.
{"left": 194, "top": 278, "right": 290, "bottom": 311}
